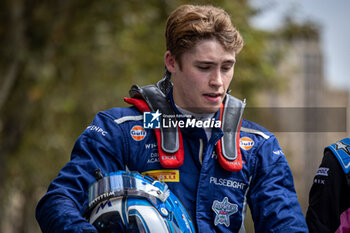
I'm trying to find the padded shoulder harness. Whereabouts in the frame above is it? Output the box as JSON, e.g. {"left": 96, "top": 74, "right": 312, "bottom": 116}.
{"left": 220, "top": 95, "right": 246, "bottom": 161}
{"left": 126, "top": 75, "right": 246, "bottom": 172}
{"left": 129, "top": 75, "right": 179, "bottom": 154}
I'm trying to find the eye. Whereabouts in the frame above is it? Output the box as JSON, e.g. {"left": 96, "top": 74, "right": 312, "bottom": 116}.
{"left": 221, "top": 64, "right": 233, "bottom": 72}
{"left": 221, "top": 66, "right": 231, "bottom": 72}
{"left": 197, "top": 66, "right": 210, "bottom": 71}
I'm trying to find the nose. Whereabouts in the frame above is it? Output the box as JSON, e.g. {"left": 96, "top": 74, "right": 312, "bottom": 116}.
{"left": 209, "top": 68, "right": 223, "bottom": 87}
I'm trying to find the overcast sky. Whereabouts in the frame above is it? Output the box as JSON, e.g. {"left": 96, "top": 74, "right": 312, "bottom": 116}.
{"left": 250, "top": 0, "right": 350, "bottom": 90}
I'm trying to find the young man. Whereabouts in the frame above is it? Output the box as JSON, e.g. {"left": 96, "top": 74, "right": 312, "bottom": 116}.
{"left": 306, "top": 138, "right": 350, "bottom": 233}
{"left": 36, "top": 4, "right": 308, "bottom": 232}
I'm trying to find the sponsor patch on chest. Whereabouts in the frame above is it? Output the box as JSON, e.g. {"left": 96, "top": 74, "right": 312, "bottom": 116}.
{"left": 142, "top": 170, "right": 179, "bottom": 182}
{"left": 239, "top": 137, "right": 254, "bottom": 150}
{"left": 130, "top": 125, "right": 146, "bottom": 141}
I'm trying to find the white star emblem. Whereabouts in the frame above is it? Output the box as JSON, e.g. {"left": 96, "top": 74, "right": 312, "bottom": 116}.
{"left": 335, "top": 141, "right": 350, "bottom": 155}
{"left": 151, "top": 110, "right": 161, "bottom": 122}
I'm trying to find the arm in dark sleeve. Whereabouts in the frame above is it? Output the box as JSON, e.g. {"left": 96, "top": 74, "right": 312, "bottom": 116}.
{"left": 306, "top": 150, "right": 347, "bottom": 233}
{"left": 249, "top": 136, "right": 308, "bottom": 233}
{"left": 36, "top": 112, "right": 128, "bottom": 233}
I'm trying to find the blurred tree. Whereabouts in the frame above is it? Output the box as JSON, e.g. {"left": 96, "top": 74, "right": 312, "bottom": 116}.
{"left": 280, "top": 16, "right": 321, "bottom": 41}
{"left": 0, "top": 0, "right": 282, "bottom": 232}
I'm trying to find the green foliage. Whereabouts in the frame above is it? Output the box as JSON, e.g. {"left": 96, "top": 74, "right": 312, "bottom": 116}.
{"left": 0, "top": 0, "right": 283, "bottom": 231}
{"left": 279, "top": 16, "right": 321, "bottom": 41}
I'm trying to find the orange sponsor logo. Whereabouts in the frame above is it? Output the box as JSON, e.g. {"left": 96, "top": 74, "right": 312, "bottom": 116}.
{"left": 239, "top": 137, "right": 254, "bottom": 150}
{"left": 142, "top": 170, "right": 180, "bottom": 182}
{"left": 130, "top": 125, "right": 146, "bottom": 141}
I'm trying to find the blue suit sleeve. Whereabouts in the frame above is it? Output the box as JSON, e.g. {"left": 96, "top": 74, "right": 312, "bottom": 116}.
{"left": 36, "top": 111, "right": 128, "bottom": 233}
{"left": 249, "top": 136, "right": 308, "bottom": 233}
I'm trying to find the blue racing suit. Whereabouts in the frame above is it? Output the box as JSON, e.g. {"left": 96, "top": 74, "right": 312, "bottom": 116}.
{"left": 36, "top": 92, "right": 308, "bottom": 233}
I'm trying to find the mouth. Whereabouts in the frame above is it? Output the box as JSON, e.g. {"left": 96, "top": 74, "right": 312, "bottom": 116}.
{"left": 203, "top": 93, "right": 223, "bottom": 102}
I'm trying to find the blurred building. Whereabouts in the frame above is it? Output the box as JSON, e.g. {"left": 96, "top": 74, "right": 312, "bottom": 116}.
{"left": 257, "top": 24, "right": 349, "bottom": 212}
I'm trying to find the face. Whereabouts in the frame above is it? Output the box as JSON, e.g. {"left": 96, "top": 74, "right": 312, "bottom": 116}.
{"left": 165, "top": 39, "right": 236, "bottom": 113}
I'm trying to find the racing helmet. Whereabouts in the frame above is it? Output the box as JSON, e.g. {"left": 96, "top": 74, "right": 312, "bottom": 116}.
{"left": 87, "top": 170, "right": 195, "bottom": 233}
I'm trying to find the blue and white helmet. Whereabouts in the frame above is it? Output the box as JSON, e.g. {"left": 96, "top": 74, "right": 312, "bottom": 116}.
{"left": 87, "top": 171, "right": 196, "bottom": 233}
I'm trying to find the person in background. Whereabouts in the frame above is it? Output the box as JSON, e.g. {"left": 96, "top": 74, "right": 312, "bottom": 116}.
{"left": 306, "top": 138, "right": 350, "bottom": 233}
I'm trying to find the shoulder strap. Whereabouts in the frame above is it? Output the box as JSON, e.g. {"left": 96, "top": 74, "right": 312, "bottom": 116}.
{"left": 221, "top": 95, "right": 246, "bottom": 160}
{"left": 129, "top": 75, "right": 179, "bottom": 154}
{"left": 216, "top": 95, "right": 246, "bottom": 172}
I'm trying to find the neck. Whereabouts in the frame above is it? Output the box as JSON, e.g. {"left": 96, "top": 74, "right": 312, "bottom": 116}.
{"left": 175, "top": 104, "right": 215, "bottom": 120}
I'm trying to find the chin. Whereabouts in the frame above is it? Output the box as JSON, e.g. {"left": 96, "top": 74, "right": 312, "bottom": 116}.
{"left": 202, "top": 106, "right": 220, "bottom": 114}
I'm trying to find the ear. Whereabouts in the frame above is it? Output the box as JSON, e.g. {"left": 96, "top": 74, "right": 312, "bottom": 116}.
{"left": 164, "top": 51, "right": 177, "bottom": 73}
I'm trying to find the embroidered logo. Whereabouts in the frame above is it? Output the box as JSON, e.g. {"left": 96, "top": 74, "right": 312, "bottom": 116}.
{"left": 130, "top": 125, "right": 146, "bottom": 141}
{"left": 143, "top": 110, "right": 161, "bottom": 129}
{"left": 314, "top": 178, "right": 325, "bottom": 185}
{"left": 212, "top": 197, "right": 238, "bottom": 227}
{"left": 86, "top": 125, "right": 108, "bottom": 136}
{"left": 239, "top": 137, "right": 254, "bottom": 150}
{"left": 315, "top": 167, "right": 329, "bottom": 176}
{"left": 335, "top": 141, "right": 350, "bottom": 155}
{"left": 146, "top": 152, "right": 159, "bottom": 164}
